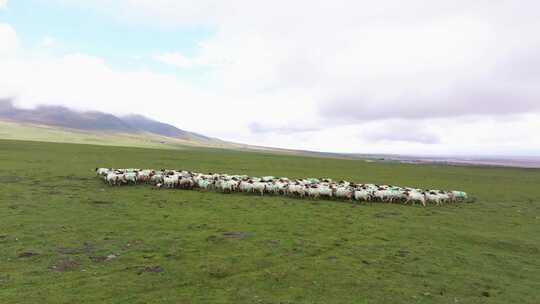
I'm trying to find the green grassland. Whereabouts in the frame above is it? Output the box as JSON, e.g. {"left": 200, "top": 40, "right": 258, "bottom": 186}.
{"left": 1, "top": 139, "right": 539, "bottom": 304}
{"left": 0, "top": 120, "right": 236, "bottom": 150}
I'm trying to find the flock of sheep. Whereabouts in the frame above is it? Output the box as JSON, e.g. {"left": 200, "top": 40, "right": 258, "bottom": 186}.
{"left": 95, "top": 168, "right": 469, "bottom": 206}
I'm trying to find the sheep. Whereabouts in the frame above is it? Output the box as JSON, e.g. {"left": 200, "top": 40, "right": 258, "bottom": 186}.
{"left": 124, "top": 172, "right": 137, "bottom": 185}
{"left": 307, "top": 186, "right": 320, "bottom": 199}
{"left": 286, "top": 184, "right": 306, "bottom": 198}
{"left": 150, "top": 174, "right": 163, "bottom": 185}
{"left": 218, "top": 180, "right": 237, "bottom": 193}
{"left": 266, "top": 182, "right": 286, "bottom": 195}
{"left": 353, "top": 189, "right": 371, "bottom": 202}
{"left": 179, "top": 177, "right": 195, "bottom": 189}
{"left": 404, "top": 190, "right": 426, "bottom": 206}
{"left": 371, "top": 190, "right": 389, "bottom": 202}
{"left": 451, "top": 191, "right": 468, "bottom": 202}
{"left": 105, "top": 172, "right": 119, "bottom": 186}
{"left": 163, "top": 175, "right": 179, "bottom": 188}
{"left": 97, "top": 167, "right": 467, "bottom": 208}
{"left": 96, "top": 168, "right": 111, "bottom": 177}
{"left": 333, "top": 186, "right": 353, "bottom": 200}
{"left": 425, "top": 191, "right": 448, "bottom": 205}
{"left": 136, "top": 170, "right": 153, "bottom": 183}
{"left": 238, "top": 180, "right": 254, "bottom": 193}
{"left": 251, "top": 181, "right": 267, "bottom": 196}
{"left": 196, "top": 178, "right": 212, "bottom": 190}
{"left": 318, "top": 185, "right": 333, "bottom": 198}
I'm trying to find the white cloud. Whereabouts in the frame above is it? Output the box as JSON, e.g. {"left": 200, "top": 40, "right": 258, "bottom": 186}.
{"left": 37, "top": 36, "right": 60, "bottom": 49}
{"left": 359, "top": 121, "right": 441, "bottom": 145}
{"left": 154, "top": 52, "right": 195, "bottom": 68}
{"left": 0, "top": 23, "right": 18, "bottom": 54}
{"left": 102, "top": 0, "right": 540, "bottom": 118}
{"left": 2, "top": 0, "right": 540, "bottom": 155}
{"left": 0, "top": 0, "right": 7, "bottom": 9}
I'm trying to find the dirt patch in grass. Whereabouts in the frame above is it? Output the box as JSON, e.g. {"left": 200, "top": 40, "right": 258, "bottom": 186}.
{"left": 207, "top": 232, "right": 253, "bottom": 242}
{"left": 206, "top": 235, "right": 221, "bottom": 242}
{"left": 205, "top": 264, "right": 231, "bottom": 279}
{"left": 136, "top": 265, "right": 163, "bottom": 275}
{"left": 18, "top": 251, "right": 39, "bottom": 258}
{"left": 222, "top": 232, "right": 253, "bottom": 239}
{"left": 374, "top": 211, "right": 402, "bottom": 218}
{"left": 57, "top": 242, "right": 94, "bottom": 254}
{"left": 0, "top": 175, "right": 22, "bottom": 183}
{"left": 89, "top": 255, "right": 107, "bottom": 263}
{"left": 50, "top": 257, "right": 81, "bottom": 272}
{"left": 187, "top": 223, "right": 210, "bottom": 230}
{"left": 266, "top": 239, "right": 281, "bottom": 247}
{"left": 0, "top": 274, "right": 10, "bottom": 286}
{"left": 89, "top": 200, "right": 114, "bottom": 206}
{"left": 122, "top": 239, "right": 144, "bottom": 250}
{"left": 90, "top": 254, "right": 117, "bottom": 263}
{"left": 396, "top": 250, "right": 409, "bottom": 257}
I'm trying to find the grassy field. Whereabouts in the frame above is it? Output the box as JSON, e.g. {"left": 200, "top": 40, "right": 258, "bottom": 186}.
{"left": 1, "top": 139, "right": 539, "bottom": 304}
{"left": 0, "top": 120, "right": 236, "bottom": 151}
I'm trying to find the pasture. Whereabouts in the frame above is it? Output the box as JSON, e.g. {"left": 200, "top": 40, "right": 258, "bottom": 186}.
{"left": 1, "top": 139, "right": 539, "bottom": 303}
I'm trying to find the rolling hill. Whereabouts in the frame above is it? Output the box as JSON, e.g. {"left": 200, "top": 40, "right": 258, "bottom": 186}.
{"left": 0, "top": 99, "right": 212, "bottom": 142}
{"left": 0, "top": 100, "right": 353, "bottom": 158}
{"left": 2, "top": 99, "right": 538, "bottom": 168}
{"left": 0, "top": 99, "right": 244, "bottom": 150}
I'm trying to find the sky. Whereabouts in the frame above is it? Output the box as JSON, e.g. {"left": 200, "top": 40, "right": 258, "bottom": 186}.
{"left": 1, "top": 0, "right": 539, "bottom": 156}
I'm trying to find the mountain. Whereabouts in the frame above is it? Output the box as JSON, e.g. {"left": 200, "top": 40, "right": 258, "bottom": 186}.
{"left": 121, "top": 114, "right": 211, "bottom": 141}
{"left": 0, "top": 99, "right": 213, "bottom": 142}
{"left": 0, "top": 99, "right": 343, "bottom": 157}
{"left": 3, "top": 100, "right": 535, "bottom": 168}
{"left": 0, "top": 99, "right": 335, "bottom": 155}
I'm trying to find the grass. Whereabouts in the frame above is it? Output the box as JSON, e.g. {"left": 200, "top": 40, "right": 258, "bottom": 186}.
{"left": 0, "top": 139, "right": 539, "bottom": 304}
{"left": 0, "top": 120, "right": 234, "bottom": 151}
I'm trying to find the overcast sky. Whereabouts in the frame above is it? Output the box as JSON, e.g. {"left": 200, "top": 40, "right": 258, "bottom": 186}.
{"left": 1, "top": 0, "right": 539, "bottom": 156}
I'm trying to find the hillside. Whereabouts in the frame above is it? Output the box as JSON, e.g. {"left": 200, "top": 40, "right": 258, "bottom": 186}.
{"left": 2, "top": 100, "right": 538, "bottom": 169}
{"left": 0, "top": 120, "right": 237, "bottom": 150}
{"left": 0, "top": 100, "right": 330, "bottom": 156}
{"left": 0, "top": 100, "right": 353, "bottom": 159}
{"left": 0, "top": 99, "right": 212, "bottom": 142}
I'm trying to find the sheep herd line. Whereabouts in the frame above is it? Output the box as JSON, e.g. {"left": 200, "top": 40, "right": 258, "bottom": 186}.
{"left": 95, "top": 168, "right": 469, "bottom": 206}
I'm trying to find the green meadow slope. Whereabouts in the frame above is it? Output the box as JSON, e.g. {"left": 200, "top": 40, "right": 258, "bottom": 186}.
{"left": 1, "top": 139, "right": 539, "bottom": 303}
{"left": 0, "top": 120, "right": 332, "bottom": 156}
{"left": 0, "top": 119, "right": 221, "bottom": 149}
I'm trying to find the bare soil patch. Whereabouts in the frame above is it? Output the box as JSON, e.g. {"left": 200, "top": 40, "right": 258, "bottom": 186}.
{"left": 90, "top": 254, "right": 117, "bottom": 263}
{"left": 122, "top": 239, "right": 144, "bottom": 250}
{"left": 18, "top": 251, "right": 39, "bottom": 258}
{"left": 89, "top": 200, "right": 114, "bottom": 205}
{"left": 50, "top": 257, "right": 81, "bottom": 272}
{"left": 222, "top": 232, "right": 253, "bottom": 239}
{"left": 136, "top": 265, "right": 163, "bottom": 275}
{"left": 0, "top": 175, "right": 22, "bottom": 183}
{"left": 57, "top": 242, "right": 94, "bottom": 254}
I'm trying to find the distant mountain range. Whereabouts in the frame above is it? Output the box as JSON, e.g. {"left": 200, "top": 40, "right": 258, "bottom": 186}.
{"left": 1, "top": 99, "right": 538, "bottom": 168}
{"left": 0, "top": 99, "right": 212, "bottom": 142}
{"left": 0, "top": 99, "right": 320, "bottom": 154}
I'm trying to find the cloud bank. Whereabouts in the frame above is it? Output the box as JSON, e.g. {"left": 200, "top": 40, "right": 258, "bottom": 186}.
{"left": 1, "top": 1, "right": 540, "bottom": 155}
